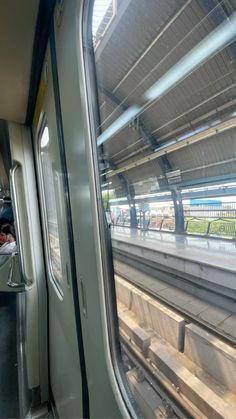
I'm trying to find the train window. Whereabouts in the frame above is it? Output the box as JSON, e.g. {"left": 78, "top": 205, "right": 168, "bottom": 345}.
{"left": 89, "top": 0, "right": 236, "bottom": 417}
{"left": 39, "top": 124, "right": 63, "bottom": 290}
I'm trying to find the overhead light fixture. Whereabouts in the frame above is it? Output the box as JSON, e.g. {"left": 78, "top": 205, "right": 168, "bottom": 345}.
{"left": 97, "top": 105, "right": 140, "bottom": 146}
{"left": 145, "top": 13, "right": 236, "bottom": 102}
{"left": 101, "top": 181, "right": 112, "bottom": 188}
{"left": 96, "top": 13, "right": 236, "bottom": 151}
{"left": 109, "top": 197, "right": 128, "bottom": 202}
{"left": 134, "top": 191, "right": 171, "bottom": 199}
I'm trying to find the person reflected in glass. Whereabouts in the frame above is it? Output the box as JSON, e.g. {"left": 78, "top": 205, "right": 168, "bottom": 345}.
{"left": 0, "top": 196, "right": 14, "bottom": 224}
{"left": 0, "top": 225, "right": 16, "bottom": 255}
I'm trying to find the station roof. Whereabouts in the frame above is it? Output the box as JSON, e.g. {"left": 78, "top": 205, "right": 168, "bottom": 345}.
{"left": 95, "top": 0, "right": 236, "bottom": 198}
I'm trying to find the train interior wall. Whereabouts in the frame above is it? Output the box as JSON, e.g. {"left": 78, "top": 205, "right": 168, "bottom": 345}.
{"left": 1, "top": 1, "right": 236, "bottom": 418}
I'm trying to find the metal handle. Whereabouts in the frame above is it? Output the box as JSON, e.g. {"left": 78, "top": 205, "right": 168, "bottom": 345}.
{"left": 10, "top": 163, "right": 32, "bottom": 286}
{"left": 7, "top": 252, "right": 24, "bottom": 290}
{"left": 80, "top": 276, "right": 87, "bottom": 318}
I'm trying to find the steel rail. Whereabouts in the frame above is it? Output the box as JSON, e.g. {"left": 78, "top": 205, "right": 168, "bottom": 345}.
{"left": 120, "top": 334, "right": 195, "bottom": 419}
{"left": 114, "top": 254, "right": 236, "bottom": 348}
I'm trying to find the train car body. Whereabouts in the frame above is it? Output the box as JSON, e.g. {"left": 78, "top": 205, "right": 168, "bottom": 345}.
{"left": 0, "top": 1, "right": 236, "bottom": 418}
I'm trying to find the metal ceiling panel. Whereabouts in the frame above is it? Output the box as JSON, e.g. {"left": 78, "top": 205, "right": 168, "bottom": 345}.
{"left": 0, "top": 0, "right": 39, "bottom": 123}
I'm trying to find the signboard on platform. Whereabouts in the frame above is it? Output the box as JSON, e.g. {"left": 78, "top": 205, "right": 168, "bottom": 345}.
{"left": 139, "top": 202, "right": 150, "bottom": 212}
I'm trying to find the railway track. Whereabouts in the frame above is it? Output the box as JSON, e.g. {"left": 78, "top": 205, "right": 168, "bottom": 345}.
{"left": 120, "top": 335, "right": 192, "bottom": 419}
{"left": 111, "top": 232, "right": 236, "bottom": 417}
{"left": 116, "top": 273, "right": 236, "bottom": 418}
{"left": 113, "top": 242, "right": 236, "bottom": 346}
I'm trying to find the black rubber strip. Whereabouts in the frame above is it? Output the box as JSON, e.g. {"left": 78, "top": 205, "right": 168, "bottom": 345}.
{"left": 26, "top": 0, "right": 56, "bottom": 126}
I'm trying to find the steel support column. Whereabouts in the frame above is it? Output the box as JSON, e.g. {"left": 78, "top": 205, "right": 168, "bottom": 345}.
{"left": 103, "top": 156, "right": 138, "bottom": 227}
{"left": 128, "top": 198, "right": 138, "bottom": 228}
{"left": 171, "top": 189, "right": 184, "bottom": 234}
{"left": 119, "top": 175, "right": 137, "bottom": 227}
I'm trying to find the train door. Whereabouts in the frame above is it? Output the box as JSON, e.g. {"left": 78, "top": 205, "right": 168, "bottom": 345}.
{"left": 2, "top": 123, "right": 49, "bottom": 417}
{"left": 33, "top": 44, "right": 88, "bottom": 418}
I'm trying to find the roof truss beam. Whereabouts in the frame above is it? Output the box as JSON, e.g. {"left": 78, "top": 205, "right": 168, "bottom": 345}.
{"left": 98, "top": 85, "right": 171, "bottom": 173}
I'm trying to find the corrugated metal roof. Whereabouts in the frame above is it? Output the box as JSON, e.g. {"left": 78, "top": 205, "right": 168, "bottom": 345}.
{"left": 94, "top": 0, "right": 236, "bottom": 196}
{"left": 95, "top": 0, "right": 186, "bottom": 91}
{"left": 168, "top": 128, "right": 236, "bottom": 171}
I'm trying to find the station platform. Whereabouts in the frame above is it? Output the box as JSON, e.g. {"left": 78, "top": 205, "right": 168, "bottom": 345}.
{"left": 111, "top": 227, "right": 236, "bottom": 291}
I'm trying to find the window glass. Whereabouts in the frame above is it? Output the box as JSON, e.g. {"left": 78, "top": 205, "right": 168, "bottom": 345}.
{"left": 91, "top": 0, "right": 236, "bottom": 417}
{"left": 40, "top": 125, "right": 63, "bottom": 288}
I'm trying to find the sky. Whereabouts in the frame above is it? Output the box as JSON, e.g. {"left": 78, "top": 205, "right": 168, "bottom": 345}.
{"left": 92, "top": 0, "right": 112, "bottom": 35}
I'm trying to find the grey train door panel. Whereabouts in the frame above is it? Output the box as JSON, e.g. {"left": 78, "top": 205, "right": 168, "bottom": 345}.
{"left": 34, "top": 47, "right": 84, "bottom": 418}
{"left": 7, "top": 122, "right": 49, "bottom": 416}
{"left": 0, "top": 253, "right": 24, "bottom": 292}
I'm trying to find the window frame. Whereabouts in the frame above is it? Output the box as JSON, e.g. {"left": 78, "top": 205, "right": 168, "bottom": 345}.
{"left": 81, "top": 1, "right": 143, "bottom": 417}
{"left": 37, "top": 114, "right": 64, "bottom": 298}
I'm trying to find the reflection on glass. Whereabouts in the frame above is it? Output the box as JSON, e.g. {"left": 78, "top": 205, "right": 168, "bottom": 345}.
{"left": 40, "top": 126, "right": 50, "bottom": 149}
{"left": 40, "top": 126, "right": 63, "bottom": 289}
{"left": 92, "top": 0, "right": 236, "bottom": 417}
